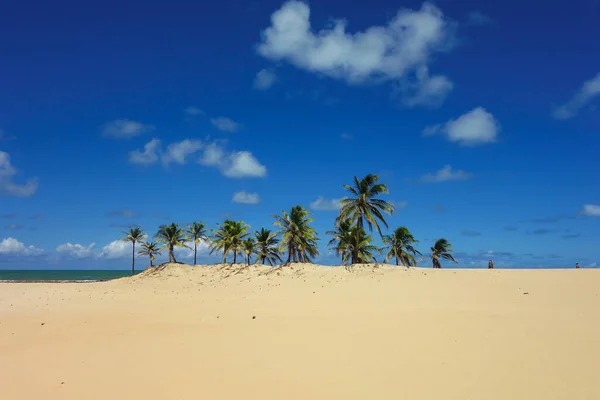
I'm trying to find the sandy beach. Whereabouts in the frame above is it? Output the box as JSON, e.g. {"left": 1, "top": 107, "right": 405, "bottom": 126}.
{"left": 1, "top": 263, "right": 599, "bottom": 399}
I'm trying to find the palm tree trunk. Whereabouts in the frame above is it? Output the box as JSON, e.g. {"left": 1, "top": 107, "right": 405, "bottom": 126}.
{"left": 149, "top": 256, "right": 153, "bottom": 267}
{"left": 262, "top": 255, "right": 266, "bottom": 265}
{"left": 233, "top": 251, "right": 237, "bottom": 264}
{"left": 355, "top": 217, "right": 363, "bottom": 264}
{"left": 169, "top": 244, "right": 175, "bottom": 263}
{"left": 131, "top": 242, "right": 135, "bottom": 276}
{"left": 193, "top": 241, "right": 197, "bottom": 266}
{"left": 396, "top": 256, "right": 399, "bottom": 266}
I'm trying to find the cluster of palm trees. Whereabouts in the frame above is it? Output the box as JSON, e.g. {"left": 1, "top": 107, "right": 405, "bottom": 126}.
{"left": 119, "top": 174, "right": 457, "bottom": 275}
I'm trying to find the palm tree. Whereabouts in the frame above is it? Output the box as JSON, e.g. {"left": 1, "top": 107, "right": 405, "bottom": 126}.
{"left": 382, "top": 227, "right": 422, "bottom": 266}
{"left": 273, "top": 205, "right": 319, "bottom": 263}
{"left": 430, "top": 238, "right": 458, "bottom": 268}
{"left": 186, "top": 222, "right": 208, "bottom": 266}
{"left": 254, "top": 228, "right": 282, "bottom": 266}
{"left": 154, "top": 223, "right": 190, "bottom": 263}
{"left": 242, "top": 238, "right": 255, "bottom": 266}
{"left": 345, "top": 226, "right": 379, "bottom": 263}
{"left": 120, "top": 226, "right": 145, "bottom": 275}
{"left": 326, "top": 218, "right": 353, "bottom": 265}
{"left": 209, "top": 220, "right": 249, "bottom": 263}
{"left": 338, "top": 174, "right": 395, "bottom": 263}
{"left": 138, "top": 241, "right": 162, "bottom": 267}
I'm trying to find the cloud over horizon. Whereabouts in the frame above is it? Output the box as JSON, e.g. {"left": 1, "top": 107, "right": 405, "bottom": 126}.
{"left": 424, "top": 107, "right": 500, "bottom": 146}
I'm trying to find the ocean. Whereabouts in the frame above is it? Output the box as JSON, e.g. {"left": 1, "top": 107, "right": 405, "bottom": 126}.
{"left": 0, "top": 270, "right": 137, "bottom": 282}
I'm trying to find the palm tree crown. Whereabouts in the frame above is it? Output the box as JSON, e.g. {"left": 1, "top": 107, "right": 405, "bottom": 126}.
{"left": 326, "top": 218, "right": 354, "bottom": 265}
{"left": 186, "top": 221, "right": 208, "bottom": 266}
{"left": 254, "top": 228, "right": 282, "bottom": 266}
{"left": 338, "top": 174, "right": 395, "bottom": 263}
{"left": 137, "top": 241, "right": 162, "bottom": 267}
{"left": 430, "top": 238, "right": 457, "bottom": 268}
{"left": 382, "top": 227, "right": 422, "bottom": 266}
{"left": 154, "top": 223, "right": 189, "bottom": 263}
{"left": 273, "top": 205, "right": 319, "bottom": 263}
{"left": 345, "top": 226, "right": 379, "bottom": 264}
{"left": 242, "top": 238, "right": 255, "bottom": 266}
{"left": 120, "top": 226, "right": 145, "bottom": 275}
{"left": 210, "top": 220, "right": 250, "bottom": 264}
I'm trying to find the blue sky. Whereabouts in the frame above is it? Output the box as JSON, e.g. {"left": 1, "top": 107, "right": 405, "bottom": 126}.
{"left": 1, "top": 0, "right": 599, "bottom": 269}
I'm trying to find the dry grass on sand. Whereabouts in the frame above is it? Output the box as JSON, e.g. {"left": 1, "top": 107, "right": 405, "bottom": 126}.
{"left": 1, "top": 262, "right": 600, "bottom": 400}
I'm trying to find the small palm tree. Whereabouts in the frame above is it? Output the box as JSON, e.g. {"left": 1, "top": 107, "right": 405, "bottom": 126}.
{"left": 154, "top": 223, "right": 190, "bottom": 263}
{"left": 242, "top": 238, "right": 255, "bottom": 266}
{"left": 120, "top": 226, "right": 145, "bottom": 275}
{"left": 209, "top": 220, "right": 249, "bottom": 263}
{"left": 382, "top": 227, "right": 422, "bottom": 266}
{"left": 138, "top": 241, "right": 162, "bottom": 267}
{"left": 186, "top": 222, "right": 208, "bottom": 266}
{"left": 430, "top": 238, "right": 458, "bottom": 268}
{"left": 273, "top": 205, "right": 319, "bottom": 263}
{"left": 345, "top": 226, "right": 379, "bottom": 263}
{"left": 326, "top": 218, "right": 353, "bottom": 265}
{"left": 338, "top": 174, "right": 395, "bottom": 264}
{"left": 254, "top": 228, "right": 282, "bottom": 265}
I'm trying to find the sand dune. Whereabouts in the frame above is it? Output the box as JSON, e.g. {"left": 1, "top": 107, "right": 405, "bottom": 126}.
{"left": 1, "top": 263, "right": 599, "bottom": 399}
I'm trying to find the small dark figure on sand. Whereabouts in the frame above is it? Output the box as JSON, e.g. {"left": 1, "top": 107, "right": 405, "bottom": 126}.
{"left": 576, "top": 263, "right": 580, "bottom": 269}
{"left": 488, "top": 260, "right": 494, "bottom": 269}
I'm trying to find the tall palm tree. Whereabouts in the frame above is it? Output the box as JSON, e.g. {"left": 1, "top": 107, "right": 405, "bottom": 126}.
{"left": 345, "top": 226, "right": 379, "bottom": 263}
{"left": 120, "top": 226, "right": 145, "bottom": 276}
{"left": 154, "top": 223, "right": 190, "bottom": 263}
{"left": 138, "top": 241, "right": 162, "bottom": 267}
{"left": 273, "top": 205, "right": 319, "bottom": 263}
{"left": 326, "top": 218, "right": 353, "bottom": 265}
{"left": 209, "top": 220, "right": 249, "bottom": 263}
{"left": 338, "top": 174, "right": 395, "bottom": 263}
{"left": 242, "top": 238, "right": 255, "bottom": 266}
{"left": 254, "top": 228, "right": 282, "bottom": 266}
{"left": 430, "top": 238, "right": 458, "bottom": 268}
{"left": 186, "top": 221, "right": 208, "bottom": 266}
{"left": 382, "top": 227, "right": 422, "bottom": 266}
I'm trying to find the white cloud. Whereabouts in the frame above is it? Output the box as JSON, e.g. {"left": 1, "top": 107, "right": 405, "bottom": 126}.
{"left": 173, "top": 240, "right": 211, "bottom": 260}
{"left": 210, "top": 117, "right": 242, "bottom": 133}
{"left": 0, "top": 151, "right": 39, "bottom": 197}
{"left": 161, "top": 139, "right": 203, "bottom": 166}
{"left": 310, "top": 196, "right": 343, "bottom": 211}
{"left": 184, "top": 106, "right": 205, "bottom": 116}
{"left": 199, "top": 142, "right": 226, "bottom": 166}
{"left": 584, "top": 262, "right": 597, "bottom": 268}
{"left": 0, "top": 237, "right": 44, "bottom": 256}
{"left": 102, "top": 119, "right": 154, "bottom": 139}
{"left": 56, "top": 243, "right": 96, "bottom": 259}
{"left": 400, "top": 65, "right": 453, "bottom": 107}
{"left": 467, "top": 11, "right": 493, "bottom": 25}
{"left": 128, "top": 139, "right": 161, "bottom": 165}
{"left": 257, "top": 1, "right": 454, "bottom": 85}
{"left": 421, "top": 165, "right": 473, "bottom": 183}
{"left": 232, "top": 191, "right": 261, "bottom": 204}
{"left": 554, "top": 72, "right": 600, "bottom": 119}
{"left": 222, "top": 151, "right": 267, "bottom": 178}
{"left": 98, "top": 240, "right": 137, "bottom": 259}
{"left": 254, "top": 68, "right": 278, "bottom": 90}
{"left": 340, "top": 132, "right": 353, "bottom": 140}
{"left": 581, "top": 204, "right": 600, "bottom": 217}
{"left": 424, "top": 107, "right": 500, "bottom": 146}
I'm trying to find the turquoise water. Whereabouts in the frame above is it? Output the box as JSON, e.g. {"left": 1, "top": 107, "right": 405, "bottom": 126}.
{"left": 0, "top": 270, "right": 139, "bottom": 282}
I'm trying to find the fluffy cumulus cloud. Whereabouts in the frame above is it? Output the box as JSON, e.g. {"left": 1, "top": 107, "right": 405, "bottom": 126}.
{"left": 254, "top": 68, "right": 278, "bottom": 90}
{"left": 232, "top": 191, "right": 261, "bottom": 204}
{"left": 421, "top": 165, "right": 473, "bottom": 183}
{"left": 161, "top": 139, "right": 203, "bottom": 166}
{"left": 424, "top": 107, "right": 500, "bottom": 146}
{"left": 98, "top": 240, "right": 135, "bottom": 259}
{"left": 581, "top": 204, "right": 600, "bottom": 217}
{"left": 210, "top": 117, "right": 242, "bottom": 133}
{"left": 184, "top": 106, "right": 205, "bottom": 116}
{"left": 310, "top": 196, "right": 343, "bottom": 211}
{"left": 398, "top": 66, "right": 454, "bottom": 107}
{"left": 258, "top": 1, "right": 454, "bottom": 83}
{"left": 129, "top": 139, "right": 267, "bottom": 178}
{"left": 554, "top": 72, "right": 600, "bottom": 119}
{"left": 56, "top": 243, "right": 96, "bottom": 259}
{"left": 0, "top": 151, "right": 39, "bottom": 197}
{"left": 102, "top": 119, "right": 154, "bottom": 139}
{"left": 0, "top": 237, "right": 44, "bottom": 257}
{"left": 129, "top": 138, "right": 161, "bottom": 165}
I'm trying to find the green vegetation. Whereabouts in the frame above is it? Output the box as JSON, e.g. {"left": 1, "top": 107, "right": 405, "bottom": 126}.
{"left": 115, "top": 175, "right": 459, "bottom": 269}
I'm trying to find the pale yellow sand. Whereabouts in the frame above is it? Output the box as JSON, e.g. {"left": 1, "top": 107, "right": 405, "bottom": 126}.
{"left": 1, "top": 263, "right": 599, "bottom": 400}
